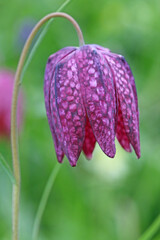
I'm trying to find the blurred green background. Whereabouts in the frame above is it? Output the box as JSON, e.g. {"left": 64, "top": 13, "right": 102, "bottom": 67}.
{"left": 0, "top": 0, "right": 160, "bottom": 239}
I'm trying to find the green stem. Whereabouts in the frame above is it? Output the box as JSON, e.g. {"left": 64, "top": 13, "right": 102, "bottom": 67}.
{"left": 21, "top": 0, "right": 71, "bottom": 82}
{"left": 11, "top": 12, "right": 84, "bottom": 240}
{"left": 32, "top": 164, "right": 61, "bottom": 240}
{"left": 139, "top": 215, "right": 160, "bottom": 240}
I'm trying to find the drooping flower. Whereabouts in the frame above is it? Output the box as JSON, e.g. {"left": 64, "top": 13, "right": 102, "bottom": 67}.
{"left": 0, "top": 69, "right": 23, "bottom": 138}
{"left": 44, "top": 44, "right": 140, "bottom": 166}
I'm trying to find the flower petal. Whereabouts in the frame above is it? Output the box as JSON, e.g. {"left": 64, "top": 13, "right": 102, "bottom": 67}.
{"left": 120, "top": 57, "right": 139, "bottom": 126}
{"left": 76, "top": 45, "right": 116, "bottom": 158}
{"left": 83, "top": 117, "right": 96, "bottom": 159}
{"left": 116, "top": 102, "right": 132, "bottom": 152}
{"left": 50, "top": 52, "right": 86, "bottom": 166}
{"left": 44, "top": 47, "right": 76, "bottom": 162}
{"left": 105, "top": 54, "right": 140, "bottom": 158}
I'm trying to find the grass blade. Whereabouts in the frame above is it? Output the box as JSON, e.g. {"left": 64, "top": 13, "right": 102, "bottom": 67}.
{"left": 32, "top": 163, "right": 61, "bottom": 240}
{"left": 20, "top": 0, "right": 71, "bottom": 83}
{"left": 139, "top": 215, "right": 160, "bottom": 240}
{"left": 0, "top": 153, "right": 16, "bottom": 184}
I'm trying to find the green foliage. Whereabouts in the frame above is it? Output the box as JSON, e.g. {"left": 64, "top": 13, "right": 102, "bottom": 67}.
{"left": 139, "top": 215, "right": 160, "bottom": 240}
{"left": 0, "top": 153, "right": 16, "bottom": 184}
{"left": 32, "top": 163, "right": 61, "bottom": 240}
{"left": 0, "top": 0, "right": 160, "bottom": 239}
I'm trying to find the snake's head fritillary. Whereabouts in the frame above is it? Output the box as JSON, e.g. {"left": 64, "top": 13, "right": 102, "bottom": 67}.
{"left": 0, "top": 69, "right": 23, "bottom": 138}
{"left": 44, "top": 44, "right": 140, "bottom": 166}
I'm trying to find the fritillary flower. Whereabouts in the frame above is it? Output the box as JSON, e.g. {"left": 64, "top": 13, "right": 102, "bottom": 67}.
{"left": 0, "top": 69, "right": 23, "bottom": 138}
{"left": 44, "top": 44, "right": 140, "bottom": 166}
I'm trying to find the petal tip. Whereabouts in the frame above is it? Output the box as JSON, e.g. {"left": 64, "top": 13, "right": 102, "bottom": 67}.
{"left": 103, "top": 149, "right": 116, "bottom": 158}
{"left": 136, "top": 152, "right": 141, "bottom": 159}
{"left": 57, "top": 157, "right": 64, "bottom": 163}
{"left": 70, "top": 161, "right": 77, "bottom": 167}
{"left": 102, "top": 144, "right": 116, "bottom": 158}
{"left": 107, "top": 152, "right": 116, "bottom": 158}
{"left": 68, "top": 154, "right": 78, "bottom": 167}
{"left": 85, "top": 153, "right": 93, "bottom": 160}
{"left": 56, "top": 151, "right": 64, "bottom": 163}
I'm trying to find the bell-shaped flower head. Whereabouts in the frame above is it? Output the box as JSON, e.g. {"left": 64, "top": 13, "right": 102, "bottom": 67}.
{"left": 44, "top": 44, "right": 140, "bottom": 166}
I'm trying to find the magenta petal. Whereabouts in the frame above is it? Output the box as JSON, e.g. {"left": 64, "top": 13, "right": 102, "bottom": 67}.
{"left": 51, "top": 53, "right": 86, "bottom": 166}
{"left": 116, "top": 103, "right": 132, "bottom": 152}
{"left": 99, "top": 49, "right": 131, "bottom": 152}
{"left": 83, "top": 117, "right": 96, "bottom": 159}
{"left": 77, "top": 45, "right": 116, "bottom": 157}
{"left": 105, "top": 54, "right": 140, "bottom": 158}
{"left": 44, "top": 47, "right": 76, "bottom": 162}
{"left": 119, "top": 57, "right": 139, "bottom": 126}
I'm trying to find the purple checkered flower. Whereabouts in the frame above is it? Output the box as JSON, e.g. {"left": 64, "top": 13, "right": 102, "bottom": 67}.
{"left": 44, "top": 44, "right": 140, "bottom": 166}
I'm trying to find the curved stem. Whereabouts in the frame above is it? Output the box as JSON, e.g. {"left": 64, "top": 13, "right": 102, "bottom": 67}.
{"left": 11, "top": 12, "right": 84, "bottom": 240}
{"left": 21, "top": 0, "right": 71, "bottom": 82}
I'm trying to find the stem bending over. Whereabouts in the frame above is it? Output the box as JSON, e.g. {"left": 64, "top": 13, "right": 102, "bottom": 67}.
{"left": 11, "top": 12, "right": 84, "bottom": 240}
